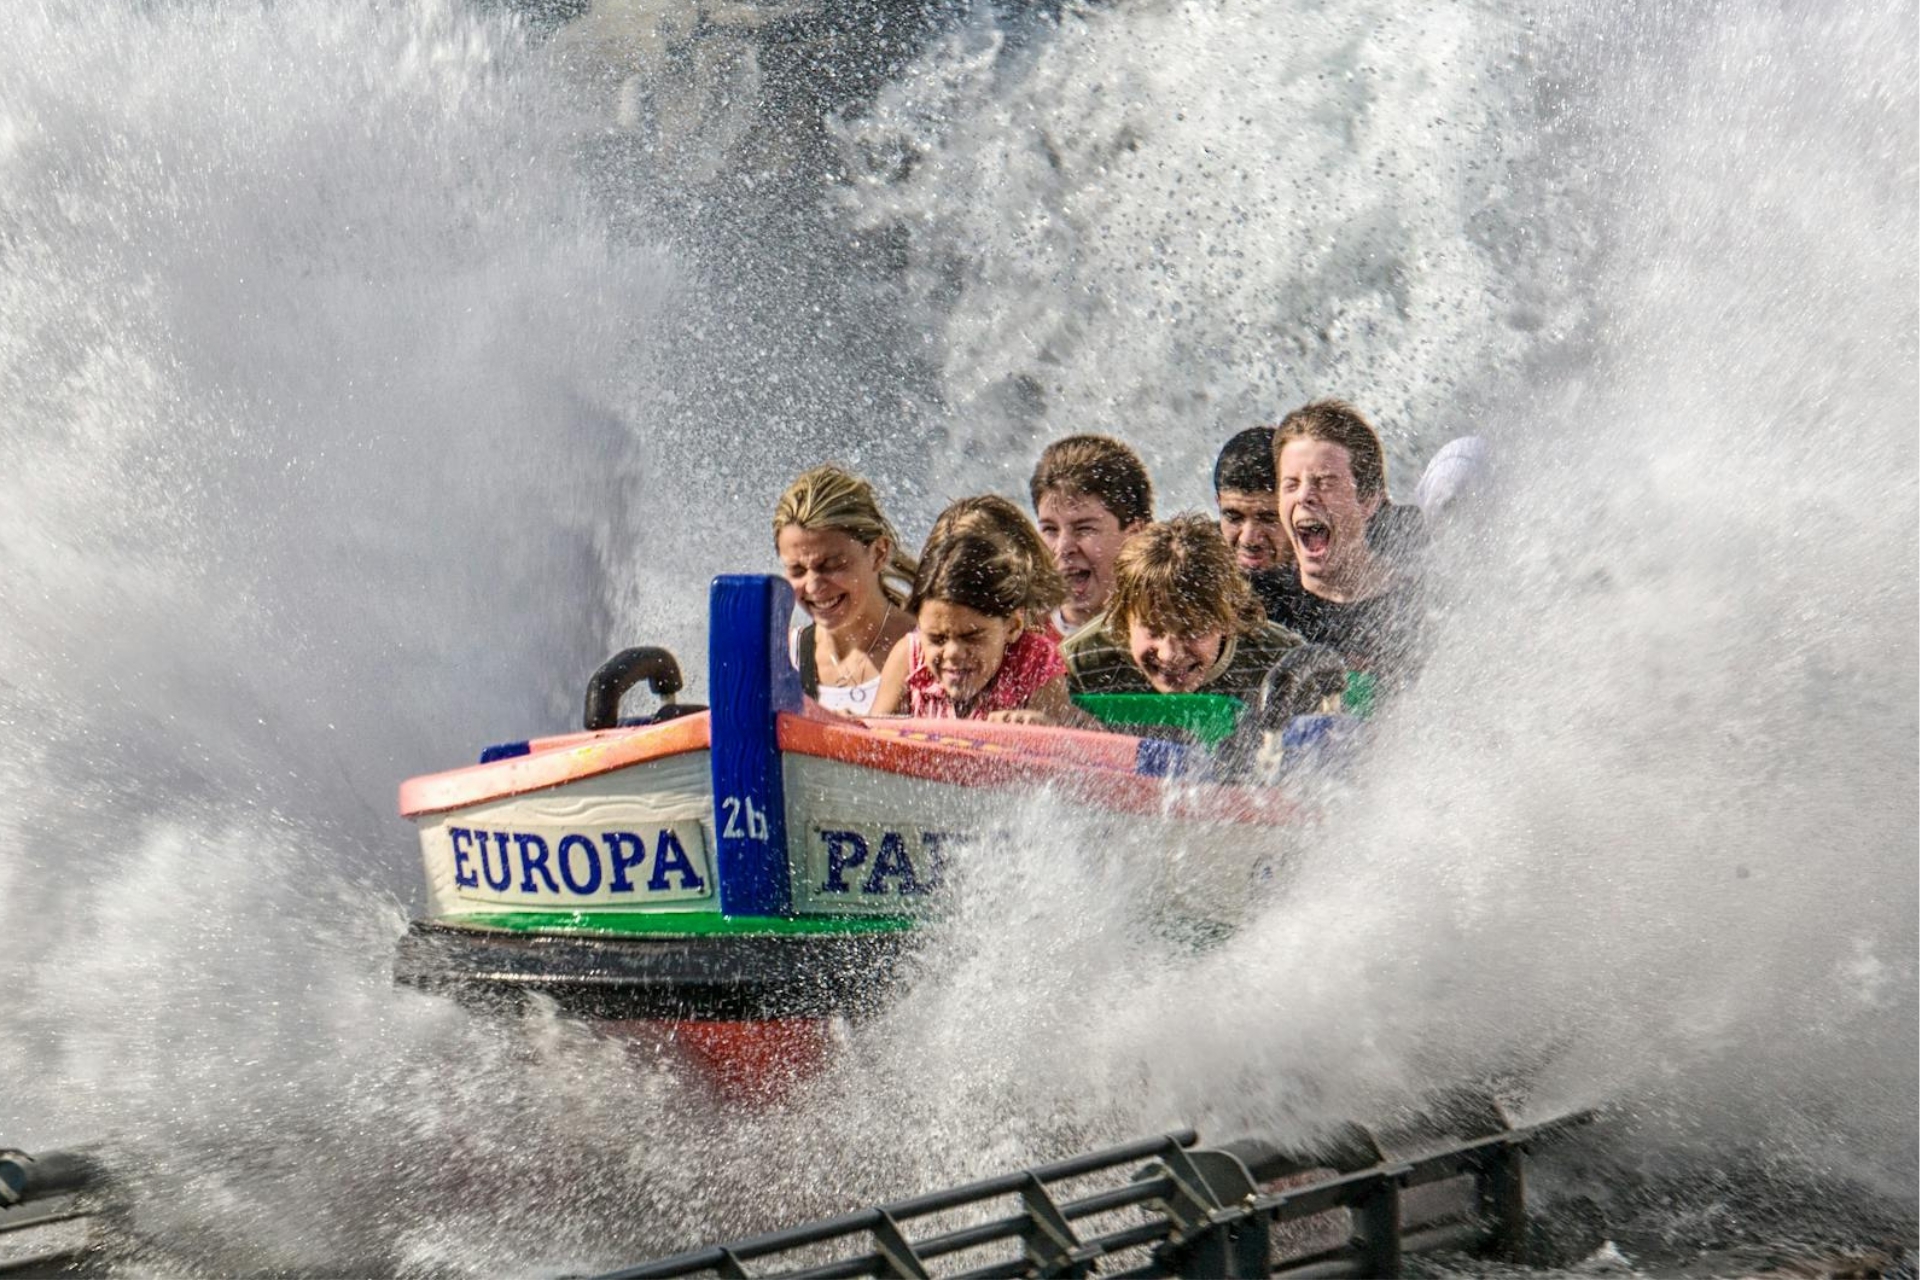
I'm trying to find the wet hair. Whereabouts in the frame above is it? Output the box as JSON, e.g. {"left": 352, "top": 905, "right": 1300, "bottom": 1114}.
{"left": 907, "top": 531, "right": 1030, "bottom": 622}
{"left": 1274, "top": 399, "right": 1388, "bottom": 499}
{"left": 926, "top": 495, "right": 1068, "bottom": 617}
{"left": 773, "top": 465, "right": 919, "bottom": 605}
{"left": 1104, "top": 515, "right": 1265, "bottom": 641}
{"left": 1028, "top": 435, "right": 1155, "bottom": 528}
{"left": 1212, "top": 425, "right": 1279, "bottom": 494}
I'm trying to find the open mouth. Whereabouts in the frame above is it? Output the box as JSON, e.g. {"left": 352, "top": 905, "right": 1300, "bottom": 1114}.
{"left": 1293, "top": 518, "right": 1332, "bottom": 558}
{"left": 1063, "top": 568, "right": 1093, "bottom": 597}
{"left": 1144, "top": 655, "right": 1203, "bottom": 688}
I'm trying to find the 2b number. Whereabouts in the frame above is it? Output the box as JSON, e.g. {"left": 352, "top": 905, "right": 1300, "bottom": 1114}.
{"left": 720, "top": 795, "right": 770, "bottom": 841}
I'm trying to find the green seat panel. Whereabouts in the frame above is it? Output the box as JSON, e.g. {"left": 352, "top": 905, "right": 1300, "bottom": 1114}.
{"left": 1072, "top": 692, "right": 1244, "bottom": 746}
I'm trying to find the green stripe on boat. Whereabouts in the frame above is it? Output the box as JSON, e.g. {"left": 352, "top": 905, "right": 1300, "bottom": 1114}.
{"left": 443, "top": 911, "right": 917, "bottom": 936}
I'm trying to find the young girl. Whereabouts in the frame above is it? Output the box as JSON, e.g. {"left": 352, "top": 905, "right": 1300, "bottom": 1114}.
{"left": 871, "top": 530, "right": 1084, "bottom": 725}
{"left": 773, "top": 466, "right": 918, "bottom": 716}
{"left": 923, "top": 494, "right": 1070, "bottom": 638}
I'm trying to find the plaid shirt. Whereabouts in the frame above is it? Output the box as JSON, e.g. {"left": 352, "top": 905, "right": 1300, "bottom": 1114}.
{"left": 1060, "top": 615, "right": 1304, "bottom": 698}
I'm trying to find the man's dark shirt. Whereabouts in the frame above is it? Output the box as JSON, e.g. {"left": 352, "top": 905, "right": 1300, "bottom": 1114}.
{"left": 1250, "top": 566, "right": 1421, "bottom": 678}
{"left": 1367, "top": 501, "right": 1429, "bottom": 566}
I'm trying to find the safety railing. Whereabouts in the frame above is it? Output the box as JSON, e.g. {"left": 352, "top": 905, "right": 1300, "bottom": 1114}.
{"left": 0, "top": 1147, "right": 108, "bottom": 1276}
{"left": 1, "top": 1100, "right": 1594, "bottom": 1279}
{"left": 586, "top": 1101, "right": 1594, "bottom": 1280}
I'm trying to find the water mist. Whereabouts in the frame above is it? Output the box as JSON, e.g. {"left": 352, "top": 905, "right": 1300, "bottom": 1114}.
{"left": 1, "top": 0, "right": 1912, "bottom": 1274}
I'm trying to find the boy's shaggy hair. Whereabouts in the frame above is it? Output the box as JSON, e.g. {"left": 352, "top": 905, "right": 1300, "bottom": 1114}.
{"left": 1104, "top": 515, "right": 1265, "bottom": 640}
{"left": 1274, "top": 400, "right": 1388, "bottom": 499}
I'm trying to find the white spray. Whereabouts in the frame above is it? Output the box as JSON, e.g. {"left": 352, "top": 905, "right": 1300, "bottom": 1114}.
{"left": 0, "top": 0, "right": 1911, "bottom": 1272}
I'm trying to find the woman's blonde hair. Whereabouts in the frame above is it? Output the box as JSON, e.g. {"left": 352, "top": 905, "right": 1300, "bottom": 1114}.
{"left": 773, "top": 465, "right": 919, "bottom": 605}
{"left": 926, "top": 495, "right": 1067, "bottom": 619}
{"left": 1104, "top": 514, "right": 1266, "bottom": 640}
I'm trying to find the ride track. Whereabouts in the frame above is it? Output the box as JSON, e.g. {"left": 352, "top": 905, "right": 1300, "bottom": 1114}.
{"left": 2, "top": 1102, "right": 1603, "bottom": 1279}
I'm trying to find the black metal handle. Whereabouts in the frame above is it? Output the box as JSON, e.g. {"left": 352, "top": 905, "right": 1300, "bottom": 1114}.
{"left": 1255, "top": 644, "right": 1351, "bottom": 730}
{"left": 583, "top": 648, "right": 686, "bottom": 731}
{"left": 1209, "top": 644, "right": 1352, "bottom": 779}
{"left": 0, "top": 1148, "right": 103, "bottom": 1206}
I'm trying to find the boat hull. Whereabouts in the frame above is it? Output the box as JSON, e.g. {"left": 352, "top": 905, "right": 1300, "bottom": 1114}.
{"left": 393, "top": 918, "right": 911, "bottom": 1020}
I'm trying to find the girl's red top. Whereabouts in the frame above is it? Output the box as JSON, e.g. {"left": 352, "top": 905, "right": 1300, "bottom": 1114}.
{"left": 905, "top": 629, "right": 1066, "bottom": 719}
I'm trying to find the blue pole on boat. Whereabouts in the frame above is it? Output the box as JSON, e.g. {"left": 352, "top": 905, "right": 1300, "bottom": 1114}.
{"left": 707, "top": 575, "right": 801, "bottom": 917}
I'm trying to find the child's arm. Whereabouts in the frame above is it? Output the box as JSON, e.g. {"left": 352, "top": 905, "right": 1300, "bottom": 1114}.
{"left": 868, "top": 634, "right": 912, "bottom": 716}
{"left": 986, "top": 676, "right": 1098, "bottom": 729}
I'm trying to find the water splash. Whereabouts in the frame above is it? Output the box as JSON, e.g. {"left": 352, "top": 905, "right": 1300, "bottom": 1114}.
{"left": 831, "top": 0, "right": 1596, "bottom": 495}
{"left": 0, "top": 0, "right": 942, "bottom": 1269}
{"left": 0, "top": 0, "right": 1912, "bottom": 1272}
{"left": 821, "top": 0, "right": 1919, "bottom": 1224}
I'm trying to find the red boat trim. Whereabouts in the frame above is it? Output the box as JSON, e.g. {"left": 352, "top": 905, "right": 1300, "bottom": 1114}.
{"left": 398, "top": 713, "right": 712, "bottom": 818}
{"left": 399, "top": 707, "right": 1292, "bottom": 828}
{"left": 775, "top": 714, "right": 1291, "bottom": 827}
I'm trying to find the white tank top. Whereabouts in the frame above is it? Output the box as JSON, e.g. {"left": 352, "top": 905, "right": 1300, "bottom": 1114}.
{"left": 791, "top": 626, "right": 881, "bottom": 716}
{"left": 815, "top": 679, "right": 880, "bottom": 716}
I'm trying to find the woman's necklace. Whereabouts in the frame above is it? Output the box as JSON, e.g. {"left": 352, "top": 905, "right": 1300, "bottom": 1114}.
{"left": 823, "top": 601, "right": 893, "bottom": 687}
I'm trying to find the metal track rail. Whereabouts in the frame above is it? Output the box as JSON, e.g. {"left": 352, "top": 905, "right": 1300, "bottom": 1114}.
{"left": 2, "top": 1103, "right": 1595, "bottom": 1279}
{"left": 0, "top": 1148, "right": 108, "bottom": 1275}
{"left": 586, "top": 1104, "right": 1593, "bottom": 1280}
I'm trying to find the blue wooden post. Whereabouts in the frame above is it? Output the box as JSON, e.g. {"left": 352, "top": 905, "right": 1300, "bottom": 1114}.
{"left": 708, "top": 575, "right": 801, "bottom": 917}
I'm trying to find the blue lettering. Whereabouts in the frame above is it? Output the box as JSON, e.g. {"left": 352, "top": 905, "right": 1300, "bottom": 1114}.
{"left": 915, "top": 831, "right": 956, "bottom": 893}
{"left": 556, "top": 833, "right": 602, "bottom": 896}
{"left": 515, "top": 832, "right": 559, "bottom": 894}
{"left": 450, "top": 827, "right": 478, "bottom": 889}
{"left": 604, "top": 831, "right": 647, "bottom": 893}
{"left": 649, "top": 828, "right": 706, "bottom": 893}
{"left": 481, "top": 830, "right": 513, "bottom": 892}
{"left": 817, "top": 829, "right": 869, "bottom": 893}
{"left": 862, "top": 831, "right": 924, "bottom": 896}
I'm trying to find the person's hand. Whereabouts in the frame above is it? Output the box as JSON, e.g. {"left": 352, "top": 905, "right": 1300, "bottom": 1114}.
{"left": 986, "top": 709, "right": 1055, "bottom": 725}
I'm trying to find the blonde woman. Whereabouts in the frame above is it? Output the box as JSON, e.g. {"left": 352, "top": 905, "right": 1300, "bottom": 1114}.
{"left": 773, "top": 466, "right": 918, "bottom": 716}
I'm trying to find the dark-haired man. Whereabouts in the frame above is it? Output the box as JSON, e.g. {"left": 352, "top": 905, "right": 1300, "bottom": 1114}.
{"left": 1213, "top": 425, "right": 1289, "bottom": 575}
{"left": 1252, "top": 399, "right": 1420, "bottom": 677}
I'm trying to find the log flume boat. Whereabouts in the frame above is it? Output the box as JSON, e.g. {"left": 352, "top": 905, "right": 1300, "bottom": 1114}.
{"left": 391, "top": 574, "right": 1302, "bottom": 1096}
{"left": 377, "top": 577, "right": 1612, "bottom": 1280}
